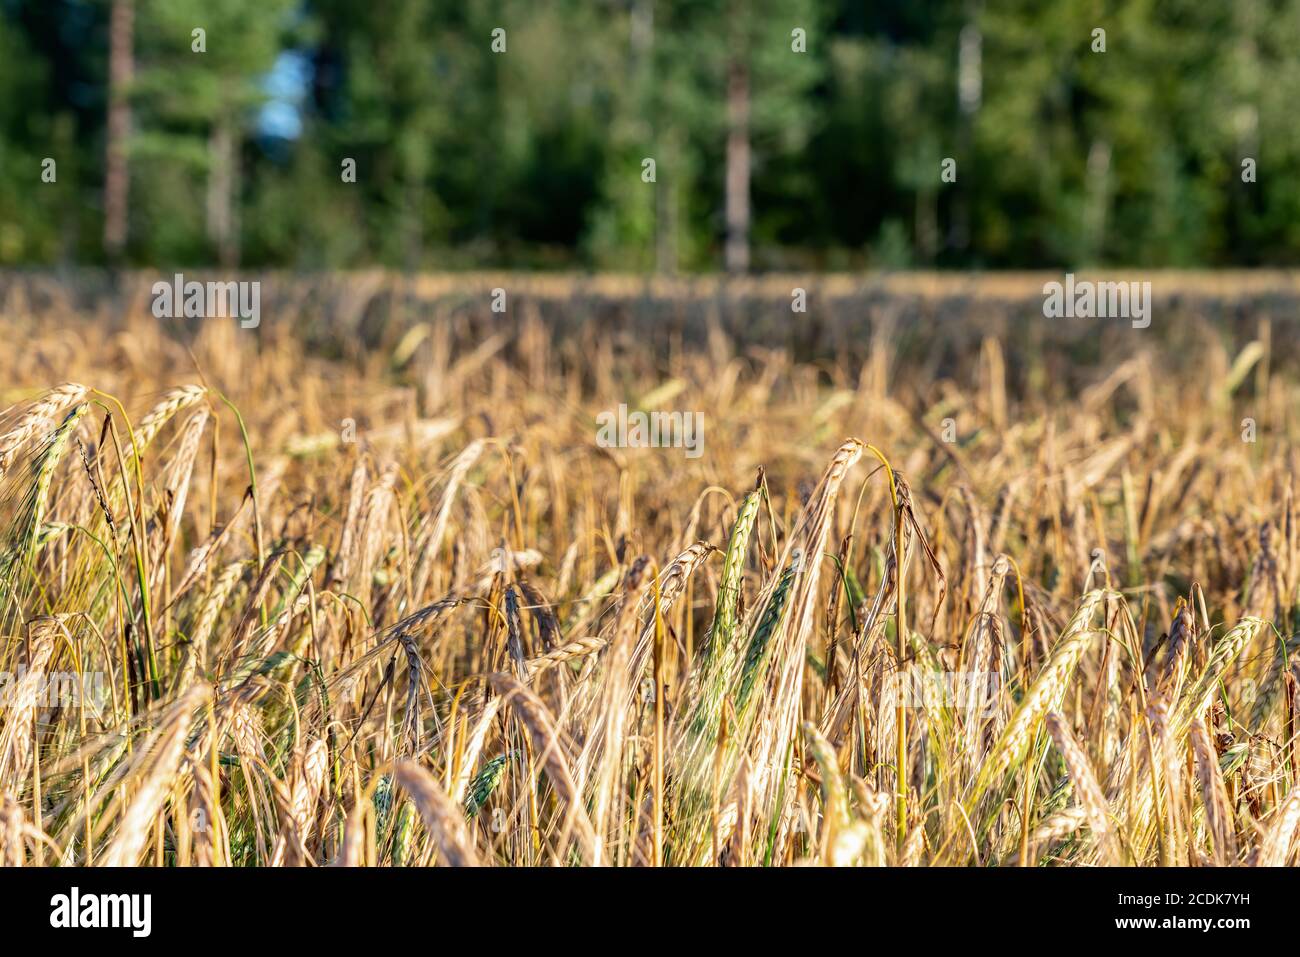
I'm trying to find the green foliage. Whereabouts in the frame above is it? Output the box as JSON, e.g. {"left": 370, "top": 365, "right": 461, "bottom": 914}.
{"left": 4, "top": 0, "right": 1300, "bottom": 268}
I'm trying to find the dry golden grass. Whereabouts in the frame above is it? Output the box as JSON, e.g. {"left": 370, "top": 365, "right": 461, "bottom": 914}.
{"left": 0, "top": 282, "right": 1297, "bottom": 867}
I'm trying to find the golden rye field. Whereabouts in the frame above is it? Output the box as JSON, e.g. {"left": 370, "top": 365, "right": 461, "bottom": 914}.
{"left": 0, "top": 276, "right": 1297, "bottom": 867}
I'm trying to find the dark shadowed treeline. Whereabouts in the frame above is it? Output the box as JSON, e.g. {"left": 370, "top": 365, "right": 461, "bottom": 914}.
{"left": 3, "top": 0, "right": 1299, "bottom": 270}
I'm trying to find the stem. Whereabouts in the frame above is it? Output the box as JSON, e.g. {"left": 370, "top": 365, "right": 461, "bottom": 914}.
{"left": 864, "top": 445, "right": 906, "bottom": 848}
{"left": 216, "top": 392, "right": 263, "bottom": 571}
{"left": 652, "top": 568, "right": 665, "bottom": 867}
{"left": 894, "top": 497, "right": 907, "bottom": 849}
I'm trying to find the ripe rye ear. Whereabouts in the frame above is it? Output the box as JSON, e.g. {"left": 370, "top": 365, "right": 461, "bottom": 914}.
{"left": 392, "top": 760, "right": 480, "bottom": 867}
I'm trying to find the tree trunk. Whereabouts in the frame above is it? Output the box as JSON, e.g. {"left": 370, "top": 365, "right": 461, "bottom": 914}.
{"left": 1084, "top": 139, "right": 1112, "bottom": 263}
{"left": 724, "top": 58, "right": 751, "bottom": 273}
{"left": 104, "top": 0, "right": 133, "bottom": 263}
{"left": 206, "top": 114, "right": 240, "bottom": 267}
{"left": 656, "top": 131, "right": 679, "bottom": 275}
{"left": 953, "top": 19, "right": 981, "bottom": 253}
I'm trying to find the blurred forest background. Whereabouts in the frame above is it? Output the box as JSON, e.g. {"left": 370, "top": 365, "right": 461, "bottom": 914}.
{"left": 2, "top": 0, "right": 1298, "bottom": 272}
